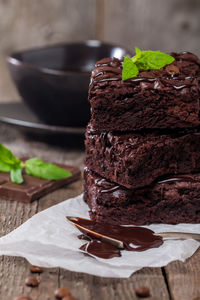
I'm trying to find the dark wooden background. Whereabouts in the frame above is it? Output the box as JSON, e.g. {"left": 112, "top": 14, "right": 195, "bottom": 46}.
{"left": 0, "top": 0, "right": 199, "bottom": 102}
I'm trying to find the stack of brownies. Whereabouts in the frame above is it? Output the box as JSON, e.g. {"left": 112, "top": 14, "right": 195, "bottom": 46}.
{"left": 84, "top": 52, "right": 200, "bottom": 225}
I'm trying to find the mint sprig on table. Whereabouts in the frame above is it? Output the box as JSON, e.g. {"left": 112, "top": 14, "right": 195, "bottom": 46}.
{"left": 122, "top": 47, "right": 175, "bottom": 81}
{"left": 0, "top": 144, "right": 72, "bottom": 184}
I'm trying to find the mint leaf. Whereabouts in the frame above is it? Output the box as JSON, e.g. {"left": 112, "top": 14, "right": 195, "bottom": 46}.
{"left": 0, "top": 162, "right": 12, "bottom": 172}
{"left": 0, "top": 144, "right": 24, "bottom": 184}
{"left": 0, "top": 144, "right": 73, "bottom": 184}
{"left": 132, "top": 47, "right": 142, "bottom": 63}
{"left": 10, "top": 168, "right": 23, "bottom": 184}
{"left": 122, "top": 48, "right": 175, "bottom": 80}
{"left": 136, "top": 50, "right": 175, "bottom": 70}
{"left": 122, "top": 56, "right": 139, "bottom": 81}
{"left": 25, "top": 158, "right": 72, "bottom": 180}
{"left": 0, "top": 144, "right": 22, "bottom": 182}
{"left": 0, "top": 144, "right": 21, "bottom": 167}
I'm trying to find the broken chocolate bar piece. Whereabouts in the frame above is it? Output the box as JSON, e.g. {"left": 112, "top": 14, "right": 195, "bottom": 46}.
{"left": 0, "top": 163, "right": 80, "bottom": 203}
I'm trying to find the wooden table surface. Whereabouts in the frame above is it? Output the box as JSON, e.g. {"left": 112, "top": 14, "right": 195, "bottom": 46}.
{"left": 0, "top": 124, "right": 199, "bottom": 300}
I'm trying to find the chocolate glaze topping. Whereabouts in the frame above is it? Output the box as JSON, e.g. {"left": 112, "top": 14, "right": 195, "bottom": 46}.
{"left": 73, "top": 218, "right": 163, "bottom": 259}
{"left": 89, "top": 52, "right": 200, "bottom": 93}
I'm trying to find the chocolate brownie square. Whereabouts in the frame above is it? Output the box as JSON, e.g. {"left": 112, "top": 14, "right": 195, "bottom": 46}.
{"left": 85, "top": 125, "right": 200, "bottom": 189}
{"left": 84, "top": 168, "right": 200, "bottom": 225}
{"left": 89, "top": 52, "right": 200, "bottom": 131}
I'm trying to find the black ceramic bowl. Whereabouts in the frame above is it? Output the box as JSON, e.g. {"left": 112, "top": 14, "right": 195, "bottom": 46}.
{"left": 7, "top": 40, "right": 131, "bottom": 127}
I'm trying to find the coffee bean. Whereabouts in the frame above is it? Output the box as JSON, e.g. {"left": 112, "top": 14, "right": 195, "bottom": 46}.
{"left": 54, "top": 287, "right": 70, "bottom": 299}
{"left": 135, "top": 286, "right": 150, "bottom": 298}
{"left": 25, "top": 276, "right": 39, "bottom": 287}
{"left": 14, "top": 296, "right": 32, "bottom": 300}
{"left": 30, "top": 265, "right": 43, "bottom": 273}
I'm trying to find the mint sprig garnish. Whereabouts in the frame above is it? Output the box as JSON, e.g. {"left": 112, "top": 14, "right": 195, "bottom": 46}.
{"left": 0, "top": 144, "right": 21, "bottom": 168}
{"left": 132, "top": 47, "right": 142, "bottom": 63}
{"left": 122, "top": 47, "right": 175, "bottom": 81}
{"left": 10, "top": 168, "right": 24, "bottom": 184}
{"left": 0, "top": 144, "right": 23, "bottom": 183}
{"left": 0, "top": 144, "right": 72, "bottom": 184}
{"left": 122, "top": 56, "right": 139, "bottom": 81}
{"left": 25, "top": 158, "right": 72, "bottom": 180}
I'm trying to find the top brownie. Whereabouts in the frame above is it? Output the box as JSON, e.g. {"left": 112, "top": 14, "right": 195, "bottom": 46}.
{"left": 89, "top": 52, "right": 200, "bottom": 131}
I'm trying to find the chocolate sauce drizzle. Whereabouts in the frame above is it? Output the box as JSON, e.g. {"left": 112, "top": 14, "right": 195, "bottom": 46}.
{"left": 158, "top": 174, "right": 198, "bottom": 184}
{"left": 73, "top": 218, "right": 163, "bottom": 259}
{"left": 89, "top": 52, "right": 200, "bottom": 93}
{"left": 80, "top": 240, "right": 121, "bottom": 259}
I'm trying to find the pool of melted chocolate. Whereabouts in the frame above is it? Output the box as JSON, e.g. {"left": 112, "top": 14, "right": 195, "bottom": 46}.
{"left": 72, "top": 217, "right": 163, "bottom": 259}
{"left": 80, "top": 240, "right": 121, "bottom": 259}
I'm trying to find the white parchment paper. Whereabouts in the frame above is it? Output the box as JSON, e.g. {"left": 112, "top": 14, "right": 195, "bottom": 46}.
{"left": 0, "top": 194, "right": 199, "bottom": 278}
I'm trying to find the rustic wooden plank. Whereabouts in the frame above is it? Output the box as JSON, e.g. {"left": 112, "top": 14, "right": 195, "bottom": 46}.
{"left": 59, "top": 267, "right": 170, "bottom": 300}
{"left": 0, "top": 254, "right": 60, "bottom": 299}
{"left": 165, "top": 248, "right": 200, "bottom": 300}
{"left": 0, "top": 196, "right": 39, "bottom": 299}
{"left": 0, "top": 256, "right": 32, "bottom": 299}
{"left": 0, "top": 127, "right": 84, "bottom": 299}
{"left": 0, "top": 199, "right": 37, "bottom": 237}
{"left": 101, "top": 0, "right": 200, "bottom": 56}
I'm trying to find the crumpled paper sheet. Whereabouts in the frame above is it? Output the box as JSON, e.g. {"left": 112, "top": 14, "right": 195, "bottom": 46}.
{"left": 0, "top": 194, "right": 199, "bottom": 278}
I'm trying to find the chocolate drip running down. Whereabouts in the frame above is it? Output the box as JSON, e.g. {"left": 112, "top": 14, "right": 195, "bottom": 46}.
{"left": 70, "top": 217, "right": 163, "bottom": 259}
